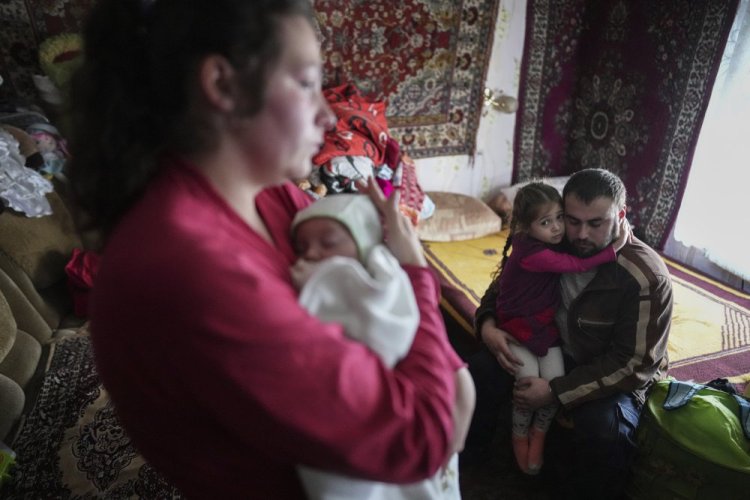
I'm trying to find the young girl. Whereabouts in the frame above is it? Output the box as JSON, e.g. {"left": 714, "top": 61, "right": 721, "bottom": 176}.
{"left": 493, "top": 181, "right": 626, "bottom": 475}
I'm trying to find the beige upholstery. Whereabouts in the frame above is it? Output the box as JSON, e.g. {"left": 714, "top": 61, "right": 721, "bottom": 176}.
{"left": 0, "top": 191, "right": 81, "bottom": 343}
{"left": 0, "top": 191, "right": 86, "bottom": 441}
{"left": 0, "top": 290, "right": 15, "bottom": 362}
{"left": 0, "top": 293, "right": 33, "bottom": 440}
{"left": 0, "top": 373, "right": 24, "bottom": 440}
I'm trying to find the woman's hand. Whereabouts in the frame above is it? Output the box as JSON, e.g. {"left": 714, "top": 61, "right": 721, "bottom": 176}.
{"left": 449, "top": 367, "right": 476, "bottom": 456}
{"left": 480, "top": 318, "right": 523, "bottom": 375}
{"left": 359, "top": 175, "right": 426, "bottom": 267}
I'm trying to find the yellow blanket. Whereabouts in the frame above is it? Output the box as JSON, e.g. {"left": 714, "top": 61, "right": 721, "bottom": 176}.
{"left": 423, "top": 231, "right": 750, "bottom": 386}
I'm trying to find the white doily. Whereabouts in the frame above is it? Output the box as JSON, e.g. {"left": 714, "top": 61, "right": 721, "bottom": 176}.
{"left": 0, "top": 128, "right": 53, "bottom": 217}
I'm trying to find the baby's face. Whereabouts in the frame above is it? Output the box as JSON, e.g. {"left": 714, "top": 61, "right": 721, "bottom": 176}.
{"left": 293, "top": 217, "right": 358, "bottom": 262}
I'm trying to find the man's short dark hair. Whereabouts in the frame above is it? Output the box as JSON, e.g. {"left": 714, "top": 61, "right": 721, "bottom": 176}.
{"left": 563, "top": 168, "right": 626, "bottom": 209}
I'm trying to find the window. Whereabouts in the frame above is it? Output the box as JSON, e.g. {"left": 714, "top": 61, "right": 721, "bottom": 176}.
{"left": 671, "top": 0, "right": 750, "bottom": 281}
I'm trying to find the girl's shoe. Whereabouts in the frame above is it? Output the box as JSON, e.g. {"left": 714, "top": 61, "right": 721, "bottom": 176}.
{"left": 512, "top": 433, "right": 530, "bottom": 474}
{"left": 527, "top": 426, "right": 547, "bottom": 474}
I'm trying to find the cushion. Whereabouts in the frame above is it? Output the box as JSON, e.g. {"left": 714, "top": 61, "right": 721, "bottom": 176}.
{"left": 0, "top": 293, "right": 16, "bottom": 363}
{"left": 0, "top": 329, "right": 41, "bottom": 390}
{"left": 0, "top": 191, "right": 81, "bottom": 290}
{"left": 0, "top": 373, "right": 24, "bottom": 441}
{"left": 417, "top": 192, "right": 502, "bottom": 242}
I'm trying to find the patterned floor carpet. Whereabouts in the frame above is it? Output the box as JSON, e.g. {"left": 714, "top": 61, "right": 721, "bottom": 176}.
{"left": 459, "top": 439, "right": 554, "bottom": 500}
{"left": 459, "top": 422, "right": 553, "bottom": 500}
{"left": 448, "top": 314, "right": 554, "bottom": 500}
{"left": 7, "top": 330, "right": 552, "bottom": 499}
{"left": 6, "top": 334, "right": 181, "bottom": 499}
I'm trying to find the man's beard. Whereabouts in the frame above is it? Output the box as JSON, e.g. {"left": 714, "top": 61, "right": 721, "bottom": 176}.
{"left": 569, "top": 223, "right": 619, "bottom": 257}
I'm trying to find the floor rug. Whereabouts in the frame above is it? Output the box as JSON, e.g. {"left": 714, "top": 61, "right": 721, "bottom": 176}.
{"left": 5, "top": 333, "right": 181, "bottom": 499}
{"left": 662, "top": 258, "right": 750, "bottom": 386}
{"left": 4, "top": 329, "right": 543, "bottom": 500}
{"left": 423, "top": 231, "right": 750, "bottom": 387}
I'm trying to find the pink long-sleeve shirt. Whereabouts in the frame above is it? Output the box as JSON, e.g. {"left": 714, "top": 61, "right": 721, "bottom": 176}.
{"left": 495, "top": 233, "right": 616, "bottom": 355}
{"left": 89, "top": 159, "right": 462, "bottom": 499}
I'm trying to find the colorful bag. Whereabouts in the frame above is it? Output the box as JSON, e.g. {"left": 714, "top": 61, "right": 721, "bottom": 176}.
{"left": 628, "top": 378, "right": 750, "bottom": 499}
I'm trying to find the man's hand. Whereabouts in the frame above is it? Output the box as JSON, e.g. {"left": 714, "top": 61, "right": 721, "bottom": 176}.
{"left": 480, "top": 318, "right": 523, "bottom": 375}
{"left": 513, "top": 376, "right": 556, "bottom": 411}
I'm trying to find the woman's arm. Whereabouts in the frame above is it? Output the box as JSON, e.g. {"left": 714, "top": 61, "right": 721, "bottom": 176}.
{"left": 449, "top": 366, "right": 476, "bottom": 456}
{"left": 170, "top": 258, "right": 461, "bottom": 484}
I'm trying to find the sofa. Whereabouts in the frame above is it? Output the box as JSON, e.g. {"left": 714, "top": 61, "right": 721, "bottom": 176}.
{"left": 0, "top": 181, "right": 185, "bottom": 497}
{"left": 0, "top": 189, "right": 84, "bottom": 441}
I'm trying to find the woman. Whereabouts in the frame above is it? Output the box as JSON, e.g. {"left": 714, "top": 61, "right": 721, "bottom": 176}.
{"left": 68, "top": 1, "right": 470, "bottom": 498}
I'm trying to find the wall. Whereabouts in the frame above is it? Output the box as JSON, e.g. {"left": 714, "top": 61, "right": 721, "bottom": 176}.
{"left": 0, "top": 0, "right": 526, "bottom": 202}
{"left": 414, "top": 0, "right": 526, "bottom": 200}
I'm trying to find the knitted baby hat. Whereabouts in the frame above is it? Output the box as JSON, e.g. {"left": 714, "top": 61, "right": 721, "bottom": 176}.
{"left": 291, "top": 194, "right": 382, "bottom": 261}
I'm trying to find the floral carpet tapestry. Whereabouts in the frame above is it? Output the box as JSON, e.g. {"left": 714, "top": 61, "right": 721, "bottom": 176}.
{"left": 314, "top": 0, "right": 499, "bottom": 158}
{"left": 2, "top": 0, "right": 499, "bottom": 160}
{"left": 512, "top": 0, "right": 738, "bottom": 249}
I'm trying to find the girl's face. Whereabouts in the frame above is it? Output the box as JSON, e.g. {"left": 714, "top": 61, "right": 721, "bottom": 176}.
{"left": 240, "top": 15, "right": 335, "bottom": 183}
{"left": 527, "top": 201, "right": 565, "bottom": 245}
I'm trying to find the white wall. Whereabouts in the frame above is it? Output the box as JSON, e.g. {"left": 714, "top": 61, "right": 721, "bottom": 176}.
{"left": 414, "top": 0, "right": 526, "bottom": 201}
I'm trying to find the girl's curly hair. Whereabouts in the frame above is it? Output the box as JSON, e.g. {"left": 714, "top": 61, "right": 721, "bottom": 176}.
{"left": 492, "top": 181, "right": 562, "bottom": 279}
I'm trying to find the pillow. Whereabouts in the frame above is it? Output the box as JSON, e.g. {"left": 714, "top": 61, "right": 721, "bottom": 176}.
{"left": 417, "top": 192, "right": 502, "bottom": 242}
{"left": 0, "top": 191, "right": 82, "bottom": 289}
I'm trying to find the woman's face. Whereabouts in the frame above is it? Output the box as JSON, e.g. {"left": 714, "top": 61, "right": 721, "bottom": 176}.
{"left": 241, "top": 15, "right": 335, "bottom": 183}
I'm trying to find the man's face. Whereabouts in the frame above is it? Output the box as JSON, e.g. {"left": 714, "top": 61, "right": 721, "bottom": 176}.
{"left": 564, "top": 194, "right": 622, "bottom": 257}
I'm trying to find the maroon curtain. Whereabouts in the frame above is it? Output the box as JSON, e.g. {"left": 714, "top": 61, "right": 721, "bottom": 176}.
{"left": 512, "top": 0, "right": 738, "bottom": 249}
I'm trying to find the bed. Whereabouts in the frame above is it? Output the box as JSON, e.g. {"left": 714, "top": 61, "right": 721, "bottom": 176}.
{"left": 421, "top": 228, "right": 750, "bottom": 390}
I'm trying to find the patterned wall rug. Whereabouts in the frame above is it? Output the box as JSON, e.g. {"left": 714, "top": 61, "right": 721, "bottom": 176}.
{"left": 512, "top": 0, "right": 738, "bottom": 248}
{"left": 314, "top": 0, "right": 499, "bottom": 158}
{"left": 1, "top": 0, "right": 499, "bottom": 159}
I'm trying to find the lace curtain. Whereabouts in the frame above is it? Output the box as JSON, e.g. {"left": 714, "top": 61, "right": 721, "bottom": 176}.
{"left": 672, "top": 0, "right": 750, "bottom": 280}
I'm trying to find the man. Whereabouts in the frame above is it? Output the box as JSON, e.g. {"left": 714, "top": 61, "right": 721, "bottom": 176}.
{"left": 464, "top": 168, "right": 672, "bottom": 498}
